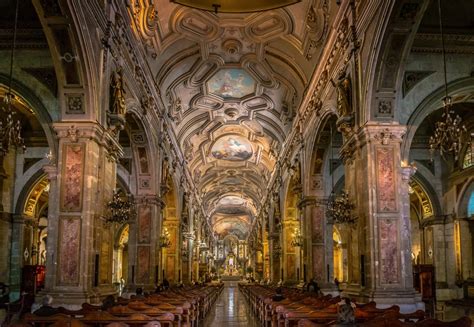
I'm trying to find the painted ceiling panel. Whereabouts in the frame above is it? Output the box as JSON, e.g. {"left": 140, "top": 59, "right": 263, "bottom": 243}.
{"left": 129, "top": 0, "right": 336, "bottom": 238}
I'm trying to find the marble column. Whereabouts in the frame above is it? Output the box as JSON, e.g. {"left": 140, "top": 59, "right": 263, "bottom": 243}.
{"left": 131, "top": 195, "right": 163, "bottom": 291}
{"left": 299, "top": 196, "right": 331, "bottom": 286}
{"left": 40, "top": 122, "right": 122, "bottom": 305}
{"left": 342, "top": 124, "right": 423, "bottom": 311}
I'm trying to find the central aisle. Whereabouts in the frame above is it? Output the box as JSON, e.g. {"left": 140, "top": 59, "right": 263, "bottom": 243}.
{"left": 203, "top": 282, "right": 258, "bottom": 327}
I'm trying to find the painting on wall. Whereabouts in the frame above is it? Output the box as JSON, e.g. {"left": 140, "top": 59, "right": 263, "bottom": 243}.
{"left": 61, "top": 144, "right": 84, "bottom": 212}
{"left": 376, "top": 147, "right": 397, "bottom": 212}
{"left": 207, "top": 68, "right": 256, "bottom": 99}
{"left": 211, "top": 135, "right": 253, "bottom": 161}
{"left": 58, "top": 217, "right": 81, "bottom": 285}
{"left": 138, "top": 205, "right": 151, "bottom": 243}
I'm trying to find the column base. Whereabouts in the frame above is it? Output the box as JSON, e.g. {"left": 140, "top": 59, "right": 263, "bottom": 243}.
{"left": 37, "top": 290, "right": 96, "bottom": 309}
{"left": 357, "top": 288, "right": 425, "bottom": 313}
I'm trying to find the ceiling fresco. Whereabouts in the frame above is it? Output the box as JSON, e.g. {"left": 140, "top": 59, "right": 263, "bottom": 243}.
{"left": 207, "top": 69, "right": 256, "bottom": 99}
{"left": 211, "top": 135, "right": 253, "bottom": 161}
{"left": 129, "top": 0, "right": 336, "bottom": 239}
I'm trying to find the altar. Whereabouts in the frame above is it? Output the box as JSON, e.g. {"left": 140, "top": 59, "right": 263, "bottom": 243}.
{"left": 223, "top": 252, "right": 238, "bottom": 276}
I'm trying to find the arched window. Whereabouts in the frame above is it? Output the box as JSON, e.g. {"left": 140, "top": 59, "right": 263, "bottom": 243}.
{"left": 468, "top": 192, "right": 474, "bottom": 217}
{"left": 463, "top": 145, "right": 473, "bottom": 169}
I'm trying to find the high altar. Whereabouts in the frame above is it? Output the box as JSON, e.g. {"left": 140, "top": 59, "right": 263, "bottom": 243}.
{"left": 223, "top": 252, "right": 238, "bottom": 276}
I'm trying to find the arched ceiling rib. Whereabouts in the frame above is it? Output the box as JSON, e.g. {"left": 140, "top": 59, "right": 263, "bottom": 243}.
{"left": 129, "top": 0, "right": 336, "bottom": 238}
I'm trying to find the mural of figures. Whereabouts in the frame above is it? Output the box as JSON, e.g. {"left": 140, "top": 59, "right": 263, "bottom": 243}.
{"left": 376, "top": 147, "right": 397, "bottom": 212}
{"left": 211, "top": 135, "right": 253, "bottom": 161}
{"left": 59, "top": 217, "right": 81, "bottom": 285}
{"left": 207, "top": 68, "right": 256, "bottom": 98}
{"left": 61, "top": 144, "right": 84, "bottom": 212}
{"left": 379, "top": 219, "right": 399, "bottom": 284}
{"left": 138, "top": 205, "right": 151, "bottom": 243}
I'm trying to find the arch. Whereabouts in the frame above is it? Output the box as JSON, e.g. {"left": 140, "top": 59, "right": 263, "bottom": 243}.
{"left": 333, "top": 227, "right": 343, "bottom": 282}
{"left": 402, "top": 77, "right": 474, "bottom": 161}
{"left": 458, "top": 180, "right": 474, "bottom": 218}
{"left": 363, "top": 0, "right": 430, "bottom": 122}
{"left": 0, "top": 77, "right": 56, "bottom": 155}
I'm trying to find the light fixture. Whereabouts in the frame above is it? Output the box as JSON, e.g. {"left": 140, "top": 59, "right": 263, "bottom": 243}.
{"left": 171, "top": 0, "right": 300, "bottom": 14}
{"left": 0, "top": 0, "right": 25, "bottom": 156}
{"left": 160, "top": 227, "right": 172, "bottom": 248}
{"left": 327, "top": 190, "right": 357, "bottom": 224}
{"left": 326, "top": 125, "right": 357, "bottom": 224}
{"left": 290, "top": 228, "right": 303, "bottom": 247}
{"left": 429, "top": 0, "right": 467, "bottom": 160}
{"left": 105, "top": 189, "right": 136, "bottom": 224}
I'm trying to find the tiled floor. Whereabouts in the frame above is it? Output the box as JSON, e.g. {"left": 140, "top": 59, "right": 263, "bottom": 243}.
{"left": 203, "top": 282, "right": 258, "bottom": 327}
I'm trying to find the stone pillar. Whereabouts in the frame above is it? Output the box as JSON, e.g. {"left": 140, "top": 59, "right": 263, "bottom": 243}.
{"left": 342, "top": 124, "right": 422, "bottom": 312}
{"left": 299, "top": 196, "right": 331, "bottom": 286}
{"left": 9, "top": 214, "right": 25, "bottom": 300}
{"left": 41, "top": 122, "right": 122, "bottom": 306}
{"left": 132, "top": 195, "right": 163, "bottom": 290}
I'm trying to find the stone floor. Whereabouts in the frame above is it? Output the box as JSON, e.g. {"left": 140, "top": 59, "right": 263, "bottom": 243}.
{"left": 203, "top": 281, "right": 258, "bottom": 327}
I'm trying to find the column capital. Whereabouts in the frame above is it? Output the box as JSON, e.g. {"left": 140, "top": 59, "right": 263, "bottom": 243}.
{"left": 401, "top": 162, "right": 417, "bottom": 182}
{"left": 42, "top": 164, "right": 58, "bottom": 181}
{"left": 358, "top": 123, "right": 407, "bottom": 145}
{"left": 53, "top": 121, "right": 124, "bottom": 160}
{"left": 136, "top": 194, "right": 165, "bottom": 207}
{"left": 340, "top": 124, "right": 407, "bottom": 164}
{"left": 297, "top": 196, "right": 326, "bottom": 209}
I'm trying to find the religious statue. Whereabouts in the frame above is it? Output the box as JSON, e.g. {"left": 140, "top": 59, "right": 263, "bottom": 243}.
{"left": 110, "top": 68, "right": 126, "bottom": 116}
{"left": 334, "top": 72, "right": 352, "bottom": 118}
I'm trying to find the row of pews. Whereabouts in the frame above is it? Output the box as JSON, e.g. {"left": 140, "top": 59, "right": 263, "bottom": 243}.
{"left": 238, "top": 283, "right": 472, "bottom": 327}
{"left": 16, "top": 283, "right": 223, "bottom": 327}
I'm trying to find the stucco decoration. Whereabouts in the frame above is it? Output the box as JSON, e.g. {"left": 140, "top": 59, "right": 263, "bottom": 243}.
{"left": 58, "top": 217, "right": 81, "bottom": 285}
{"left": 211, "top": 135, "right": 253, "bottom": 161}
{"left": 60, "top": 144, "right": 84, "bottom": 212}
{"left": 207, "top": 69, "right": 256, "bottom": 99}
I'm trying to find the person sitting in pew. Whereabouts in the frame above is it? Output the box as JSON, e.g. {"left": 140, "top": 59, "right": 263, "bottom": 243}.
{"left": 33, "top": 295, "right": 58, "bottom": 316}
{"left": 337, "top": 297, "right": 355, "bottom": 325}
{"left": 272, "top": 287, "right": 285, "bottom": 302}
{"left": 102, "top": 295, "right": 116, "bottom": 310}
{"left": 134, "top": 287, "right": 145, "bottom": 299}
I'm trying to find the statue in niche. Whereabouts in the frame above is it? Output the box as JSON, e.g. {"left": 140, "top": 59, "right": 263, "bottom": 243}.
{"left": 333, "top": 71, "right": 352, "bottom": 118}
{"left": 110, "top": 68, "right": 126, "bottom": 116}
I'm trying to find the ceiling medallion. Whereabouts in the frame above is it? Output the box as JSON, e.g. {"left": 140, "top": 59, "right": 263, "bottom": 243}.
{"left": 171, "top": 0, "right": 301, "bottom": 13}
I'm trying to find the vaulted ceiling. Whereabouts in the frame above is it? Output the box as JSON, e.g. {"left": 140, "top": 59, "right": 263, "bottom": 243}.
{"left": 128, "top": 0, "right": 336, "bottom": 239}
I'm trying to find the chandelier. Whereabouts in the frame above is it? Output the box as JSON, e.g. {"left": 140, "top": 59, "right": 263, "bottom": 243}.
{"left": 428, "top": 0, "right": 467, "bottom": 160}
{"left": 326, "top": 190, "right": 357, "bottom": 224}
{"left": 105, "top": 189, "right": 136, "bottom": 224}
{"left": 1, "top": 0, "right": 25, "bottom": 156}
{"left": 290, "top": 228, "right": 303, "bottom": 247}
{"left": 160, "top": 227, "right": 172, "bottom": 248}
{"left": 171, "top": 0, "right": 300, "bottom": 14}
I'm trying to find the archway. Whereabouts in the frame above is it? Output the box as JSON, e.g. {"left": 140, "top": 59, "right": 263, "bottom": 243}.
{"left": 283, "top": 169, "right": 301, "bottom": 283}
{"left": 113, "top": 224, "right": 129, "bottom": 295}
{"left": 161, "top": 172, "right": 180, "bottom": 283}
{"left": 19, "top": 175, "right": 49, "bottom": 295}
